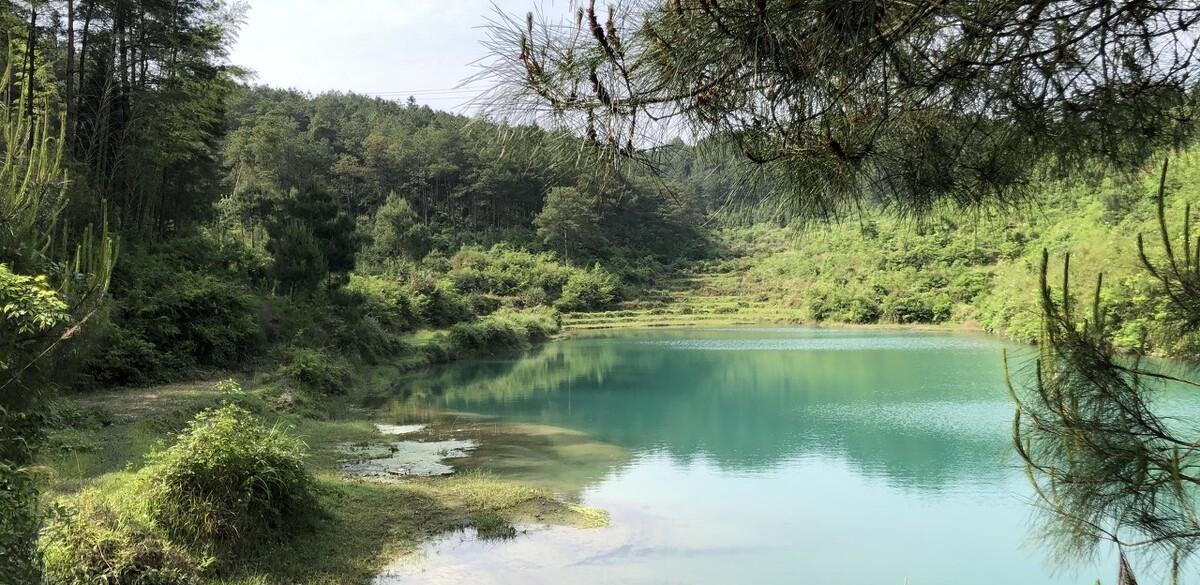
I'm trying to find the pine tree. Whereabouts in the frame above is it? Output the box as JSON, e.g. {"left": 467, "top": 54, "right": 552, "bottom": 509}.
{"left": 484, "top": 1, "right": 1200, "bottom": 219}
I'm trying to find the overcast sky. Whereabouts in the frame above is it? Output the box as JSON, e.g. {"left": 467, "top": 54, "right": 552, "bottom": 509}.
{"left": 228, "top": 1, "right": 565, "bottom": 112}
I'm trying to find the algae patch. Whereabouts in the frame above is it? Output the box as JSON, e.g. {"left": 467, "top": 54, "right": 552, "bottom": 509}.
{"left": 338, "top": 438, "right": 475, "bottom": 477}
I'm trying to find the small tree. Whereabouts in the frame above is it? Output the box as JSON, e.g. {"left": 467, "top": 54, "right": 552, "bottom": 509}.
{"left": 261, "top": 187, "right": 356, "bottom": 293}
{"left": 364, "top": 193, "right": 431, "bottom": 264}
{"left": 534, "top": 186, "right": 604, "bottom": 262}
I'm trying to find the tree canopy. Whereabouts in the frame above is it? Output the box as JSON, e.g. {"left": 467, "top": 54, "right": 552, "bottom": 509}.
{"left": 484, "top": 0, "right": 1200, "bottom": 219}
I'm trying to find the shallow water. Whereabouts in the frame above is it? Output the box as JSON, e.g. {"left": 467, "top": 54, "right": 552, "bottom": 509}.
{"left": 377, "top": 328, "right": 1198, "bottom": 584}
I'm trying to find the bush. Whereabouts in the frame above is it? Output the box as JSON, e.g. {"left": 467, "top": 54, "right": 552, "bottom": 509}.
{"left": 86, "top": 240, "right": 264, "bottom": 386}
{"left": 446, "top": 310, "right": 559, "bottom": 355}
{"left": 409, "top": 275, "right": 472, "bottom": 327}
{"left": 0, "top": 464, "right": 39, "bottom": 583}
{"left": 140, "top": 405, "right": 317, "bottom": 546}
{"left": 448, "top": 244, "right": 572, "bottom": 299}
{"left": 276, "top": 347, "right": 353, "bottom": 395}
{"left": 881, "top": 294, "right": 935, "bottom": 324}
{"left": 467, "top": 293, "right": 503, "bottom": 316}
{"left": 345, "top": 274, "right": 418, "bottom": 332}
{"left": 556, "top": 267, "right": 620, "bottom": 312}
{"left": 42, "top": 495, "right": 201, "bottom": 585}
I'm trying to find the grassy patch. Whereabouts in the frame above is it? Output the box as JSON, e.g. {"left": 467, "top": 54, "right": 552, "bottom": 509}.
{"left": 39, "top": 380, "right": 606, "bottom": 585}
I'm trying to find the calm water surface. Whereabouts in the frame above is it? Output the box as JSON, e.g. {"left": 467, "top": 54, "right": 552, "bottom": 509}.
{"left": 379, "top": 328, "right": 1197, "bottom": 584}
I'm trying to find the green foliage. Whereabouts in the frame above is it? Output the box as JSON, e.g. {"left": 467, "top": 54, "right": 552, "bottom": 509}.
{"left": 496, "top": 1, "right": 1200, "bottom": 220}
{"left": 41, "top": 495, "right": 201, "bottom": 585}
{"left": 362, "top": 193, "right": 432, "bottom": 264}
{"left": 446, "top": 309, "right": 558, "bottom": 355}
{"left": 447, "top": 244, "right": 622, "bottom": 312}
{"left": 698, "top": 153, "right": 1200, "bottom": 355}
{"left": 345, "top": 274, "right": 418, "bottom": 332}
{"left": 1005, "top": 160, "right": 1200, "bottom": 584}
{"left": 266, "top": 219, "right": 329, "bottom": 293}
{"left": 719, "top": 221, "right": 1004, "bottom": 326}
{"left": 408, "top": 274, "right": 473, "bottom": 327}
{"left": 0, "top": 463, "right": 40, "bottom": 583}
{"left": 262, "top": 188, "right": 357, "bottom": 293}
{"left": 472, "top": 511, "right": 517, "bottom": 540}
{"left": 0, "top": 266, "right": 69, "bottom": 370}
{"left": 535, "top": 186, "right": 604, "bottom": 261}
{"left": 1, "top": 43, "right": 116, "bottom": 581}
{"left": 557, "top": 267, "right": 620, "bottom": 312}
{"left": 139, "top": 405, "right": 317, "bottom": 547}
{"left": 449, "top": 244, "right": 569, "bottom": 299}
{"left": 275, "top": 347, "right": 353, "bottom": 395}
{"left": 86, "top": 236, "right": 264, "bottom": 386}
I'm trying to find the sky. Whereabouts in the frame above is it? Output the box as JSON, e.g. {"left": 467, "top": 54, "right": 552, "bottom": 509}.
{"left": 227, "top": 0, "right": 564, "bottom": 113}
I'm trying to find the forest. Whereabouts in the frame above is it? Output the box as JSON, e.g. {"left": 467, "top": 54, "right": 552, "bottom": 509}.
{"left": 5, "top": 1, "right": 1200, "bottom": 584}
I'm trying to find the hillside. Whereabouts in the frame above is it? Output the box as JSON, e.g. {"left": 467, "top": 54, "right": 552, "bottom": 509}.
{"left": 565, "top": 152, "right": 1200, "bottom": 359}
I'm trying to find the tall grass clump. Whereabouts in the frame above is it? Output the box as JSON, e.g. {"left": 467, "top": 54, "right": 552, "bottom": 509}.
{"left": 41, "top": 494, "right": 202, "bottom": 585}
{"left": 139, "top": 405, "right": 317, "bottom": 547}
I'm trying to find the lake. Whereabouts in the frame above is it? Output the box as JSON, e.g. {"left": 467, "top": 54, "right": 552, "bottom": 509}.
{"left": 375, "top": 327, "right": 1179, "bottom": 584}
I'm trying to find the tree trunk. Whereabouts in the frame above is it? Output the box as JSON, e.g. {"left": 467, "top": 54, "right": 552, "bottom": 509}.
{"left": 65, "top": 0, "right": 75, "bottom": 142}
{"left": 117, "top": 3, "right": 129, "bottom": 100}
{"left": 74, "top": 0, "right": 92, "bottom": 151}
{"left": 24, "top": 1, "right": 36, "bottom": 150}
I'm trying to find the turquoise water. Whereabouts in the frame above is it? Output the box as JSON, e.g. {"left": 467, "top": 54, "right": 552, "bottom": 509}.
{"left": 382, "top": 328, "right": 1186, "bottom": 584}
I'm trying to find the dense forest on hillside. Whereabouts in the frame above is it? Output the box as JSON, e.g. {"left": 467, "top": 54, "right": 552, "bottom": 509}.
{"left": 5, "top": 0, "right": 1200, "bottom": 583}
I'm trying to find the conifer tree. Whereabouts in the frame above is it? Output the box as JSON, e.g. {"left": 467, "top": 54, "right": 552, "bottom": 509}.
{"left": 484, "top": 1, "right": 1200, "bottom": 219}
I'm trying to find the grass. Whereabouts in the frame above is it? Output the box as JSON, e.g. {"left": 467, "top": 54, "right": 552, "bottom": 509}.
{"left": 39, "top": 379, "right": 606, "bottom": 585}
{"left": 560, "top": 271, "right": 981, "bottom": 332}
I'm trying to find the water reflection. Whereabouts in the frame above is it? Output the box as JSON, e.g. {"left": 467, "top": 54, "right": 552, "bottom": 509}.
{"left": 374, "top": 328, "right": 1147, "bottom": 584}
{"left": 392, "top": 329, "right": 1024, "bottom": 491}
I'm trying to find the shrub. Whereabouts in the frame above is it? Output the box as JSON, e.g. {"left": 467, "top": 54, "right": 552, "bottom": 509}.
{"left": 842, "top": 297, "right": 881, "bottom": 324}
{"left": 881, "top": 294, "right": 934, "bottom": 323}
{"left": 467, "top": 293, "right": 503, "bottom": 316}
{"left": 929, "top": 293, "right": 954, "bottom": 323}
{"left": 446, "top": 310, "right": 558, "bottom": 355}
{"left": 409, "top": 275, "right": 472, "bottom": 327}
{"left": 518, "top": 286, "right": 549, "bottom": 308}
{"left": 87, "top": 245, "right": 263, "bottom": 386}
{"left": 345, "top": 274, "right": 418, "bottom": 332}
{"left": 948, "top": 271, "right": 994, "bottom": 303}
{"left": 41, "top": 495, "right": 201, "bottom": 585}
{"left": 448, "top": 244, "right": 572, "bottom": 298}
{"left": 556, "top": 267, "right": 620, "bottom": 312}
{"left": 0, "top": 464, "right": 39, "bottom": 583}
{"left": 276, "top": 347, "right": 353, "bottom": 395}
{"left": 140, "top": 405, "right": 317, "bottom": 546}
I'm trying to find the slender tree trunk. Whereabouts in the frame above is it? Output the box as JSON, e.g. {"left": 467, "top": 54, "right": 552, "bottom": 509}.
{"left": 24, "top": 2, "right": 36, "bottom": 150}
{"left": 75, "top": 0, "right": 92, "bottom": 151}
{"left": 136, "top": 8, "right": 146, "bottom": 92}
{"left": 65, "top": 0, "right": 75, "bottom": 142}
{"left": 117, "top": 3, "right": 129, "bottom": 100}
